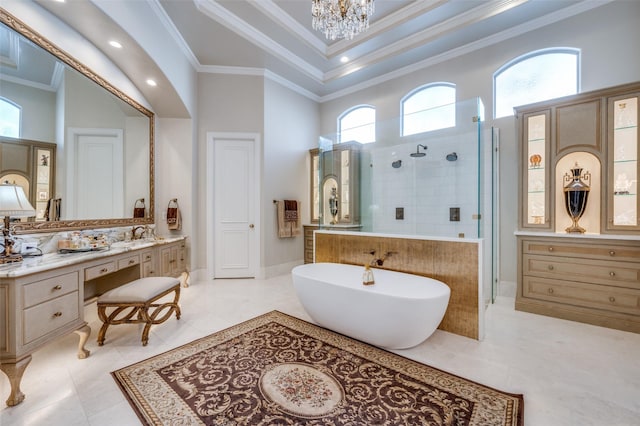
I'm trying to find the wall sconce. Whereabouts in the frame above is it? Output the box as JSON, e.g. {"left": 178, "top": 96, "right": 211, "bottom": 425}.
{"left": 0, "top": 184, "right": 36, "bottom": 264}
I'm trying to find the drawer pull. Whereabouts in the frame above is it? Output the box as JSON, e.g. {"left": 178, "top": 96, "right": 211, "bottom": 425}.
{"left": 609, "top": 250, "right": 615, "bottom": 256}
{"left": 548, "top": 247, "right": 554, "bottom": 252}
{"left": 100, "top": 268, "right": 108, "bottom": 273}
{"left": 548, "top": 288, "right": 554, "bottom": 294}
{"left": 548, "top": 265, "right": 554, "bottom": 271}
{"left": 609, "top": 271, "right": 616, "bottom": 277}
{"left": 609, "top": 296, "right": 616, "bottom": 303}
{"left": 53, "top": 311, "right": 63, "bottom": 318}
{"left": 129, "top": 260, "right": 136, "bottom": 264}
{"left": 53, "top": 285, "right": 62, "bottom": 291}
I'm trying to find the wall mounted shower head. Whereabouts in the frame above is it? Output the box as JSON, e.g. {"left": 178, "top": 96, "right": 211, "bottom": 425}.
{"left": 446, "top": 152, "right": 458, "bottom": 161}
{"left": 410, "top": 144, "right": 428, "bottom": 158}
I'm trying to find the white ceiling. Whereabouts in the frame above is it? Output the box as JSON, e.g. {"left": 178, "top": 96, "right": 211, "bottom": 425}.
{"left": 6, "top": 0, "right": 610, "bottom": 116}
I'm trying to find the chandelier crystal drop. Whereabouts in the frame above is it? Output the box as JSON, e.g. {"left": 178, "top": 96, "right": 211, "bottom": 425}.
{"left": 312, "top": 0, "right": 375, "bottom": 41}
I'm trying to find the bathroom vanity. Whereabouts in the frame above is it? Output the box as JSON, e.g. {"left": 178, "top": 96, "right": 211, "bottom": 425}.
{"left": 0, "top": 236, "right": 187, "bottom": 406}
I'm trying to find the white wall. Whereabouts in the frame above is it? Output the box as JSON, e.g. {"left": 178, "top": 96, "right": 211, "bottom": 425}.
{"left": 263, "top": 78, "right": 319, "bottom": 275}
{"left": 195, "top": 73, "right": 264, "bottom": 274}
{"left": 319, "top": 1, "right": 640, "bottom": 285}
{"left": 155, "top": 118, "right": 193, "bottom": 243}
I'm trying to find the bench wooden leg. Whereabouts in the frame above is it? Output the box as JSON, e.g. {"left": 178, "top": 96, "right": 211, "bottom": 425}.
{"left": 97, "top": 285, "right": 181, "bottom": 346}
{"left": 97, "top": 305, "right": 143, "bottom": 346}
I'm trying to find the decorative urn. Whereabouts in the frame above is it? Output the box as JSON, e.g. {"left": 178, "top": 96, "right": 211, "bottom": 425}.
{"left": 563, "top": 162, "right": 591, "bottom": 233}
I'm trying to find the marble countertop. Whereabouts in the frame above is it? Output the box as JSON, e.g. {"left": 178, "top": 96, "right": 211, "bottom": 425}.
{"left": 0, "top": 236, "right": 186, "bottom": 278}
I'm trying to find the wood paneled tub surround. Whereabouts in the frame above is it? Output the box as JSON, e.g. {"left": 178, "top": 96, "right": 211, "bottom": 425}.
{"left": 313, "top": 230, "right": 484, "bottom": 340}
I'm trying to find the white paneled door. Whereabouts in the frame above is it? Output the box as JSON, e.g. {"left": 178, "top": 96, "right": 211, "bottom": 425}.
{"left": 211, "top": 135, "right": 259, "bottom": 278}
{"left": 66, "top": 128, "right": 124, "bottom": 219}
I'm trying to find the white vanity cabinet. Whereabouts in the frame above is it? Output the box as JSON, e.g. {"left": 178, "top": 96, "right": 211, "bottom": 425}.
{"left": 0, "top": 236, "right": 187, "bottom": 407}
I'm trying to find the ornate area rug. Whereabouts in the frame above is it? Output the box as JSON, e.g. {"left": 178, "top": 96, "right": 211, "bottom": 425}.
{"left": 112, "top": 311, "right": 523, "bottom": 425}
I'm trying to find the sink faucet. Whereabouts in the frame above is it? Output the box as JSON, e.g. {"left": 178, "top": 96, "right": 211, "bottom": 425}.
{"left": 131, "top": 225, "right": 145, "bottom": 240}
{"left": 367, "top": 250, "right": 397, "bottom": 266}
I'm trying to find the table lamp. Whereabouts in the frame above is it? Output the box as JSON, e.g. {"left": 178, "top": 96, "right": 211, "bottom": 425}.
{"left": 0, "top": 183, "right": 36, "bottom": 264}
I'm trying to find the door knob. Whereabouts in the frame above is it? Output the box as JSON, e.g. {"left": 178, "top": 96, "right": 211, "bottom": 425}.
{"left": 249, "top": 224, "right": 255, "bottom": 229}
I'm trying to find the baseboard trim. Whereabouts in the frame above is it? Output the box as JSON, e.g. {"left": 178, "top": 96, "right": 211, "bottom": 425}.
{"left": 261, "top": 260, "right": 303, "bottom": 279}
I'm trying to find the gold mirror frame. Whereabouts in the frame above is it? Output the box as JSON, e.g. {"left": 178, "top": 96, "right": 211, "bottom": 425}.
{"left": 0, "top": 9, "right": 155, "bottom": 234}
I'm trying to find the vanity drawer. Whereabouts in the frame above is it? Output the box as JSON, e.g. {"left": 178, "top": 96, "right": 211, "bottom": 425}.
{"left": 118, "top": 254, "right": 140, "bottom": 270}
{"left": 522, "top": 276, "right": 640, "bottom": 315}
{"left": 522, "top": 240, "right": 640, "bottom": 262}
{"left": 85, "top": 261, "right": 116, "bottom": 281}
{"left": 23, "top": 291, "right": 80, "bottom": 344}
{"left": 23, "top": 271, "right": 79, "bottom": 308}
{"left": 523, "top": 254, "right": 640, "bottom": 289}
{"left": 141, "top": 250, "right": 154, "bottom": 263}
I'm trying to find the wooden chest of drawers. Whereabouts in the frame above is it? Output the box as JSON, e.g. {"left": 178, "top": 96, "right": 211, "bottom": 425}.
{"left": 517, "top": 235, "right": 640, "bottom": 333}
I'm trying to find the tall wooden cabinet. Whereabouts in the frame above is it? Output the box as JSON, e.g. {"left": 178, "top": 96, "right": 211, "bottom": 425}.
{"left": 309, "top": 141, "right": 361, "bottom": 226}
{"left": 515, "top": 82, "right": 640, "bottom": 333}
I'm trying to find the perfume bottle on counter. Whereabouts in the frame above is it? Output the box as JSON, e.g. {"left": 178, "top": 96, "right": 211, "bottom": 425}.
{"left": 362, "top": 264, "right": 375, "bottom": 286}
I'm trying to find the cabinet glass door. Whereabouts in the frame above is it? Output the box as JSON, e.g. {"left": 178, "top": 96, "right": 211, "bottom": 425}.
{"left": 611, "top": 96, "right": 638, "bottom": 229}
{"left": 35, "top": 148, "right": 52, "bottom": 221}
{"left": 340, "top": 150, "right": 350, "bottom": 220}
{"left": 310, "top": 149, "right": 320, "bottom": 223}
{"left": 525, "top": 113, "right": 548, "bottom": 226}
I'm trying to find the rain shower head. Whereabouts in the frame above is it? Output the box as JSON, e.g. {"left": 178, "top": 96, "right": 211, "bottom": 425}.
{"left": 446, "top": 152, "right": 458, "bottom": 161}
{"left": 410, "top": 144, "right": 428, "bottom": 158}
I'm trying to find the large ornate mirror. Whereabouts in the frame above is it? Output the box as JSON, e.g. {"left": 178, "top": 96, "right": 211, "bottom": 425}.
{"left": 0, "top": 9, "right": 154, "bottom": 233}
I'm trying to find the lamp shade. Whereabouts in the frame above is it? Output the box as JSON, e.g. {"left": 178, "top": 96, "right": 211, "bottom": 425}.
{"left": 0, "top": 184, "right": 36, "bottom": 217}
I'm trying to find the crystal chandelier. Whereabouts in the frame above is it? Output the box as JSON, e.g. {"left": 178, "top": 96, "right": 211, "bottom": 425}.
{"left": 312, "top": 0, "right": 375, "bottom": 41}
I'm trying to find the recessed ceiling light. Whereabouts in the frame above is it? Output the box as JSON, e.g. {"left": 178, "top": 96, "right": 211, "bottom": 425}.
{"left": 53, "top": 0, "right": 65, "bottom": 3}
{"left": 146, "top": 79, "right": 157, "bottom": 87}
{"left": 340, "top": 56, "right": 349, "bottom": 63}
{"left": 109, "top": 40, "right": 122, "bottom": 49}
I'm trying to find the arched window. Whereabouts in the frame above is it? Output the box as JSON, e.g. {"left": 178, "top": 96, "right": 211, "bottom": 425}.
{"left": 338, "top": 105, "right": 375, "bottom": 144}
{"left": 401, "top": 83, "right": 455, "bottom": 137}
{"left": 0, "top": 97, "right": 21, "bottom": 138}
{"left": 494, "top": 48, "right": 580, "bottom": 118}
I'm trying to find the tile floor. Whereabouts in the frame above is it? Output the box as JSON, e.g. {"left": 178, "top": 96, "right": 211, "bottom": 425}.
{"left": 1, "top": 274, "right": 639, "bottom": 425}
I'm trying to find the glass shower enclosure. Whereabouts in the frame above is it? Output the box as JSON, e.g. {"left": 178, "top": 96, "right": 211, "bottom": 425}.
{"left": 315, "top": 97, "right": 498, "bottom": 304}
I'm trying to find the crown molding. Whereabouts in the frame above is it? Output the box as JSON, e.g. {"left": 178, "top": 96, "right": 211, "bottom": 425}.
{"left": 194, "top": 0, "right": 323, "bottom": 82}
{"left": 326, "top": 0, "right": 448, "bottom": 58}
{"left": 148, "top": 0, "right": 200, "bottom": 70}
{"left": 263, "top": 69, "right": 321, "bottom": 102}
{"left": 198, "top": 64, "right": 321, "bottom": 102}
{"left": 319, "top": 0, "right": 613, "bottom": 103}
{"left": 250, "top": 0, "right": 327, "bottom": 55}
{"left": 145, "top": 0, "right": 613, "bottom": 104}
{"left": 324, "top": 0, "right": 528, "bottom": 82}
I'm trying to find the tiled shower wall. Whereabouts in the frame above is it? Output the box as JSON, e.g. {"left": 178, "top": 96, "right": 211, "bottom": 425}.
{"left": 366, "top": 129, "right": 494, "bottom": 240}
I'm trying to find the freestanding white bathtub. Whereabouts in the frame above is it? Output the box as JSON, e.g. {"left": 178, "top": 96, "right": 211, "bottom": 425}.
{"left": 291, "top": 262, "right": 451, "bottom": 349}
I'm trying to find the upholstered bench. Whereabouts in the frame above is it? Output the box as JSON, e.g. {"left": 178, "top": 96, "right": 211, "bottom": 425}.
{"left": 97, "top": 277, "right": 181, "bottom": 346}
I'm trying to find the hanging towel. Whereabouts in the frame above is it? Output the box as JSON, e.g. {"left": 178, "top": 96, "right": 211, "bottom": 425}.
{"left": 133, "top": 198, "right": 146, "bottom": 218}
{"left": 284, "top": 200, "right": 298, "bottom": 221}
{"left": 45, "top": 198, "right": 61, "bottom": 221}
{"left": 167, "top": 199, "right": 182, "bottom": 231}
{"left": 276, "top": 200, "right": 301, "bottom": 238}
